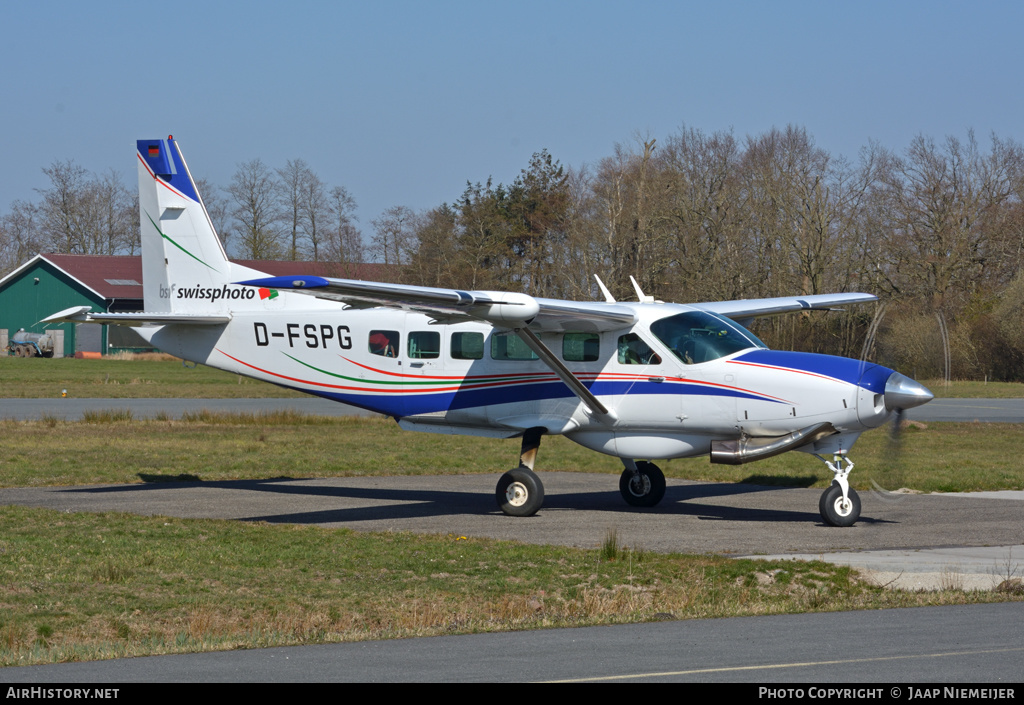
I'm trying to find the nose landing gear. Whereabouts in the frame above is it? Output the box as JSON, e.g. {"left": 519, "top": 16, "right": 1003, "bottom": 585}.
{"left": 814, "top": 453, "right": 860, "bottom": 527}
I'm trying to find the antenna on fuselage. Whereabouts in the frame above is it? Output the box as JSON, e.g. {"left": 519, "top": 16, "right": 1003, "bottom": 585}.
{"left": 629, "top": 276, "right": 657, "bottom": 304}
{"left": 594, "top": 274, "right": 616, "bottom": 303}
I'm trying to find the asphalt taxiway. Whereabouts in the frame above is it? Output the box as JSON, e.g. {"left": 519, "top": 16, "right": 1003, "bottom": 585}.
{"left": 2, "top": 473, "right": 1021, "bottom": 590}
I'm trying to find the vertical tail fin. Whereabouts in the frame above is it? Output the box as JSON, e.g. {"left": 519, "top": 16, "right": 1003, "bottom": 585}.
{"left": 137, "top": 136, "right": 231, "bottom": 312}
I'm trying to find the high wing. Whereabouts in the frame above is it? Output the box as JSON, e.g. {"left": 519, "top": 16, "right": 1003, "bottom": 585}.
{"left": 696, "top": 293, "right": 878, "bottom": 324}
{"left": 233, "top": 276, "right": 876, "bottom": 421}
{"left": 236, "top": 275, "right": 639, "bottom": 420}
{"left": 234, "top": 275, "right": 638, "bottom": 332}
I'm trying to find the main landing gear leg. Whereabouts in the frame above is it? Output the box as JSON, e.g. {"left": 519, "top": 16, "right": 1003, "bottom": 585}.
{"left": 619, "top": 459, "right": 666, "bottom": 508}
{"left": 496, "top": 427, "right": 545, "bottom": 517}
{"left": 813, "top": 453, "right": 861, "bottom": 527}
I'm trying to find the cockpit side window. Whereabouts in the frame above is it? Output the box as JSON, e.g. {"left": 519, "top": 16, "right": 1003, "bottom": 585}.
{"left": 617, "top": 333, "right": 661, "bottom": 365}
{"left": 650, "top": 311, "right": 765, "bottom": 365}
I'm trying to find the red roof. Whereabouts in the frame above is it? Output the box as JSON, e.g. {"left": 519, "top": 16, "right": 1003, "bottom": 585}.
{"left": 39, "top": 254, "right": 398, "bottom": 301}
{"left": 43, "top": 254, "right": 144, "bottom": 300}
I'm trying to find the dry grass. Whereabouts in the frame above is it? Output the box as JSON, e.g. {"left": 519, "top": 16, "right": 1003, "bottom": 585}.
{"left": 1, "top": 506, "right": 1016, "bottom": 666}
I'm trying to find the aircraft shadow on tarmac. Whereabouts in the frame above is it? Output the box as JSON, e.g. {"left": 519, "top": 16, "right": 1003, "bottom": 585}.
{"left": 61, "top": 476, "right": 894, "bottom": 527}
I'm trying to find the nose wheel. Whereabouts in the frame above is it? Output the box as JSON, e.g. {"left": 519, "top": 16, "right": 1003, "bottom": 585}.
{"left": 814, "top": 453, "right": 861, "bottom": 526}
{"left": 819, "top": 482, "right": 861, "bottom": 527}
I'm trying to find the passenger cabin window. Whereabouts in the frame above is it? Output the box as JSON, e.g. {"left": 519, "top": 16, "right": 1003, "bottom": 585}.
{"left": 563, "top": 332, "right": 600, "bottom": 362}
{"left": 369, "top": 330, "right": 399, "bottom": 357}
{"left": 650, "top": 310, "right": 766, "bottom": 364}
{"left": 491, "top": 332, "right": 539, "bottom": 361}
{"left": 451, "top": 332, "right": 484, "bottom": 360}
{"left": 408, "top": 331, "right": 440, "bottom": 359}
{"left": 617, "top": 334, "right": 661, "bottom": 365}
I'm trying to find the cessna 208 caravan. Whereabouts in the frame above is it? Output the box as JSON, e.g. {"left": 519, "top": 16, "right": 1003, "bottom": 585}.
{"left": 46, "top": 136, "right": 934, "bottom": 526}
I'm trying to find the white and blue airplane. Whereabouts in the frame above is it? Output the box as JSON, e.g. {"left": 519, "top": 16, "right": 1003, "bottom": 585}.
{"left": 46, "top": 136, "right": 934, "bottom": 526}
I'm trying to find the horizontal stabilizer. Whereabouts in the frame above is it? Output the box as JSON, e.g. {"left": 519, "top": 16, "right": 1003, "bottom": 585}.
{"left": 41, "top": 306, "right": 230, "bottom": 327}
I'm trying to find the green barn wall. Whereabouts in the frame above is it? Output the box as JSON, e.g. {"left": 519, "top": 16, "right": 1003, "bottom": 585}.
{"left": 0, "top": 260, "right": 107, "bottom": 356}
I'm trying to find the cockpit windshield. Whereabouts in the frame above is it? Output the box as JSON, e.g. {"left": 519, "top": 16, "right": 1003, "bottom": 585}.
{"left": 650, "top": 310, "right": 766, "bottom": 365}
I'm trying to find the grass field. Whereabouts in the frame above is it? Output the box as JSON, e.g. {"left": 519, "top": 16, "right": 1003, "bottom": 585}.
{"left": 2, "top": 358, "right": 1022, "bottom": 667}
{"left": 0, "top": 413, "right": 1020, "bottom": 494}
{"left": 0, "top": 357, "right": 304, "bottom": 398}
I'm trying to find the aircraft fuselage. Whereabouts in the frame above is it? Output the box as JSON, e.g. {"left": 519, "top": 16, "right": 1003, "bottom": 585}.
{"left": 138, "top": 302, "right": 891, "bottom": 461}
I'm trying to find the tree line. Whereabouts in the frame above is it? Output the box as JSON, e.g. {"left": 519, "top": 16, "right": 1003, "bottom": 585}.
{"left": 2, "top": 125, "right": 1023, "bottom": 379}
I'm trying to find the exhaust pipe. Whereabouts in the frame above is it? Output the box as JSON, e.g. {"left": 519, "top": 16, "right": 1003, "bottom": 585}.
{"left": 710, "top": 422, "right": 837, "bottom": 465}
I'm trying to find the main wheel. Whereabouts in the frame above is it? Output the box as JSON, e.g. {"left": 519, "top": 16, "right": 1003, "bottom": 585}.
{"left": 619, "top": 461, "right": 666, "bottom": 507}
{"left": 820, "top": 483, "right": 861, "bottom": 527}
{"left": 496, "top": 466, "right": 545, "bottom": 517}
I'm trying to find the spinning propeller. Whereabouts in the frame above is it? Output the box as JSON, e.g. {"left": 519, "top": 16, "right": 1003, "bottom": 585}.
{"left": 860, "top": 303, "right": 936, "bottom": 489}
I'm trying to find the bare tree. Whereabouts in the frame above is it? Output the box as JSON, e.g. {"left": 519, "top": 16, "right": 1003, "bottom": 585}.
{"left": 277, "top": 159, "right": 312, "bottom": 261}
{"left": 35, "top": 161, "right": 135, "bottom": 255}
{"left": 37, "top": 160, "right": 92, "bottom": 253}
{"left": 0, "top": 200, "right": 42, "bottom": 275}
{"left": 590, "top": 137, "right": 673, "bottom": 299}
{"left": 322, "top": 185, "right": 362, "bottom": 265}
{"left": 227, "top": 159, "right": 282, "bottom": 259}
{"left": 195, "top": 177, "right": 232, "bottom": 250}
{"left": 93, "top": 169, "right": 138, "bottom": 255}
{"left": 660, "top": 126, "right": 749, "bottom": 302}
{"left": 876, "top": 131, "right": 1023, "bottom": 311}
{"left": 370, "top": 205, "right": 416, "bottom": 266}
{"left": 299, "top": 171, "right": 332, "bottom": 261}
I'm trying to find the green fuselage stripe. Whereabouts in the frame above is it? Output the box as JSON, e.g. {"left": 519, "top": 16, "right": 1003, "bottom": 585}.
{"left": 146, "top": 211, "right": 220, "bottom": 272}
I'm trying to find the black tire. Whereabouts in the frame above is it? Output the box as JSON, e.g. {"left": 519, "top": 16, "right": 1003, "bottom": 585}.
{"left": 496, "top": 466, "right": 544, "bottom": 517}
{"left": 619, "top": 461, "right": 666, "bottom": 507}
{"left": 820, "top": 483, "right": 861, "bottom": 527}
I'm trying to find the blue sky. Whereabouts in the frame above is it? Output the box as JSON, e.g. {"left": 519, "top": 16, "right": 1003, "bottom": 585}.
{"left": 2, "top": 0, "right": 1022, "bottom": 232}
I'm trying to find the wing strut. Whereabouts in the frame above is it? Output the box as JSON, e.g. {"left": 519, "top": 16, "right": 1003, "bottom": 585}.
{"left": 513, "top": 327, "right": 617, "bottom": 422}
